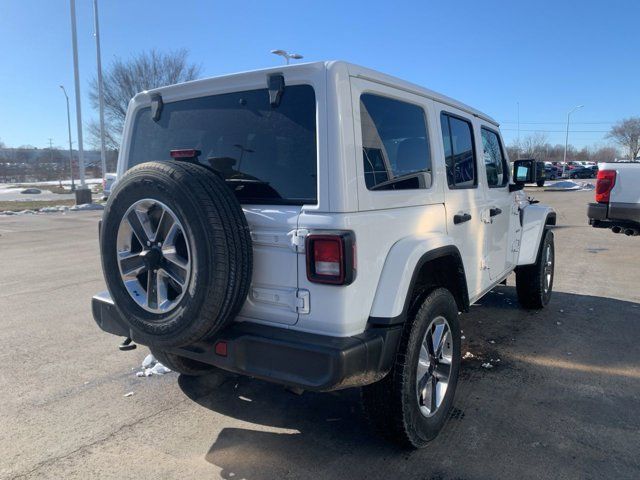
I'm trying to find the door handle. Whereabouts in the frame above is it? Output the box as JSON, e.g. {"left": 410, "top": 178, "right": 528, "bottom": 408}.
{"left": 489, "top": 207, "right": 503, "bottom": 217}
{"left": 453, "top": 213, "right": 472, "bottom": 224}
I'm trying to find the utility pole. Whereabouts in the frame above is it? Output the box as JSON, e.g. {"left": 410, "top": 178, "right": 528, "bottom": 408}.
{"left": 93, "top": 0, "right": 107, "bottom": 181}
{"left": 60, "top": 85, "right": 75, "bottom": 191}
{"left": 562, "top": 105, "right": 584, "bottom": 178}
{"left": 69, "top": 0, "right": 90, "bottom": 204}
{"left": 517, "top": 102, "right": 520, "bottom": 159}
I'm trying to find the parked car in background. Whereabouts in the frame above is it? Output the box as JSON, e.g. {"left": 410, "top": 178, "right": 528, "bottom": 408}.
{"left": 588, "top": 162, "right": 640, "bottom": 235}
{"left": 569, "top": 166, "right": 596, "bottom": 179}
{"left": 102, "top": 173, "right": 117, "bottom": 200}
{"left": 545, "top": 164, "right": 559, "bottom": 180}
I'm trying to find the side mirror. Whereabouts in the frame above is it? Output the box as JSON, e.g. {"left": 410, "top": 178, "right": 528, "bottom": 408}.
{"left": 513, "top": 159, "right": 535, "bottom": 184}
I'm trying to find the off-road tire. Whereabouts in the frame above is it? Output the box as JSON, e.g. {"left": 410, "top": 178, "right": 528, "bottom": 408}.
{"left": 361, "top": 288, "right": 461, "bottom": 448}
{"left": 151, "top": 349, "right": 217, "bottom": 376}
{"left": 516, "top": 229, "right": 554, "bottom": 309}
{"left": 100, "top": 161, "right": 252, "bottom": 348}
{"left": 536, "top": 179, "right": 545, "bottom": 187}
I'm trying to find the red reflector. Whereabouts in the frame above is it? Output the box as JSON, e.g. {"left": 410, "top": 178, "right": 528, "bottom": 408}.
{"left": 595, "top": 170, "right": 616, "bottom": 204}
{"left": 170, "top": 149, "right": 201, "bottom": 159}
{"left": 214, "top": 341, "right": 228, "bottom": 357}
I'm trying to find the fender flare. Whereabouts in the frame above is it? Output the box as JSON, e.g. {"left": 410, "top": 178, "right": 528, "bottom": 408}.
{"left": 517, "top": 205, "right": 556, "bottom": 266}
{"left": 368, "top": 234, "right": 468, "bottom": 325}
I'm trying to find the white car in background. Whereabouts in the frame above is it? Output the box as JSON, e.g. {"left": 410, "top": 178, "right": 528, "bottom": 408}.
{"left": 102, "top": 173, "right": 117, "bottom": 200}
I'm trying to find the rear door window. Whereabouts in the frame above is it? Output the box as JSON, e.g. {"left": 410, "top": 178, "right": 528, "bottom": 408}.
{"left": 360, "top": 94, "right": 432, "bottom": 191}
{"left": 128, "top": 85, "right": 317, "bottom": 205}
{"left": 440, "top": 113, "right": 477, "bottom": 188}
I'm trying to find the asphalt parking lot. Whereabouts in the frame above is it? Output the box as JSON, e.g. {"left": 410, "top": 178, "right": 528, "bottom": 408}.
{"left": 1, "top": 187, "right": 639, "bottom": 480}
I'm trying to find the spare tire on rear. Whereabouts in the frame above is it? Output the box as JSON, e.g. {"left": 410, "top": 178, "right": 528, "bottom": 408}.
{"left": 100, "top": 160, "right": 252, "bottom": 348}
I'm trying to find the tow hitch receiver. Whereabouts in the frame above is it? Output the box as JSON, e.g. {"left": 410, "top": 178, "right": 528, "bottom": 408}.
{"left": 118, "top": 337, "right": 137, "bottom": 351}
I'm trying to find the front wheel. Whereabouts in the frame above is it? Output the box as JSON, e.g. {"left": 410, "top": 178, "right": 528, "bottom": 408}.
{"left": 536, "top": 179, "right": 545, "bottom": 187}
{"left": 516, "top": 229, "right": 554, "bottom": 309}
{"left": 362, "top": 288, "right": 461, "bottom": 448}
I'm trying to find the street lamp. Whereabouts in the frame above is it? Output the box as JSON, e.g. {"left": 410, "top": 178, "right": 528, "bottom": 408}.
{"left": 270, "top": 49, "right": 303, "bottom": 65}
{"left": 59, "top": 85, "right": 76, "bottom": 191}
{"left": 562, "top": 104, "right": 584, "bottom": 177}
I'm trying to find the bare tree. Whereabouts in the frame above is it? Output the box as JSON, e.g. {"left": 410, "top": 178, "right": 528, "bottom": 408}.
{"left": 520, "top": 132, "right": 549, "bottom": 160}
{"left": 89, "top": 49, "right": 201, "bottom": 150}
{"left": 607, "top": 117, "right": 640, "bottom": 161}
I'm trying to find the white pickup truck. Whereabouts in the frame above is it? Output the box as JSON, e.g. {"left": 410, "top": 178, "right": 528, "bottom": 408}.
{"left": 588, "top": 162, "right": 640, "bottom": 235}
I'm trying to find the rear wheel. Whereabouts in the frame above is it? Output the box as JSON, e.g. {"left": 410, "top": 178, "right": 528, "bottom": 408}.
{"left": 362, "top": 288, "right": 461, "bottom": 448}
{"left": 516, "top": 229, "right": 554, "bottom": 309}
{"left": 536, "top": 179, "right": 545, "bottom": 187}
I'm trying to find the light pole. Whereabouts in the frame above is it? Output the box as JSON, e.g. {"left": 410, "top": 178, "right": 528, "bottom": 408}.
{"left": 93, "top": 0, "right": 107, "bottom": 182}
{"left": 69, "top": 0, "right": 90, "bottom": 205}
{"left": 562, "top": 104, "right": 584, "bottom": 177}
{"left": 59, "top": 85, "right": 76, "bottom": 191}
{"left": 270, "top": 49, "right": 303, "bottom": 65}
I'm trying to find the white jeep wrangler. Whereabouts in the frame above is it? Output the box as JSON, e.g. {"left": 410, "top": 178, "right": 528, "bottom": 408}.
{"left": 92, "top": 61, "right": 556, "bottom": 448}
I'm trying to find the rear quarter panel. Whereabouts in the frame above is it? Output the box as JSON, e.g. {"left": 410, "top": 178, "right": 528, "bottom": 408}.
{"left": 296, "top": 204, "right": 448, "bottom": 336}
{"left": 602, "top": 162, "right": 640, "bottom": 205}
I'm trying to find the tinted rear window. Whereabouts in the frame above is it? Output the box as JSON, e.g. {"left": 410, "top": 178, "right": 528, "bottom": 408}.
{"left": 128, "top": 85, "right": 317, "bottom": 205}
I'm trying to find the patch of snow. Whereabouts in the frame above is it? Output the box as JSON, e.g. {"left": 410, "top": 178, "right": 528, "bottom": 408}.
{"left": 141, "top": 353, "right": 156, "bottom": 369}
{"left": 463, "top": 351, "right": 475, "bottom": 359}
{"left": 545, "top": 180, "right": 595, "bottom": 191}
{"left": 123, "top": 391, "right": 134, "bottom": 397}
{"left": 135, "top": 352, "right": 171, "bottom": 377}
{"left": 39, "top": 206, "right": 69, "bottom": 213}
{"left": 69, "top": 203, "right": 104, "bottom": 211}
{"left": 481, "top": 362, "right": 494, "bottom": 369}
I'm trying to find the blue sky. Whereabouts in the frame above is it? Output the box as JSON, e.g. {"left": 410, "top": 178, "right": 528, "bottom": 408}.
{"left": 1, "top": 0, "right": 638, "bottom": 150}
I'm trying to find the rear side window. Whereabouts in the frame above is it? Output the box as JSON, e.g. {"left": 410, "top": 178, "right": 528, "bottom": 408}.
{"left": 128, "top": 85, "right": 317, "bottom": 205}
{"left": 440, "top": 113, "right": 476, "bottom": 188}
{"left": 481, "top": 128, "right": 508, "bottom": 187}
{"left": 360, "top": 94, "right": 431, "bottom": 191}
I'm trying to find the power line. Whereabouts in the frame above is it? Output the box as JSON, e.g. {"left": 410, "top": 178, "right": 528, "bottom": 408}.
{"left": 501, "top": 121, "right": 615, "bottom": 125}
{"left": 501, "top": 128, "right": 609, "bottom": 133}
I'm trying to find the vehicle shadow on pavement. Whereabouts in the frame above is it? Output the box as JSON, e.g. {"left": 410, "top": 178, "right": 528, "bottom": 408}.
{"left": 179, "top": 286, "right": 640, "bottom": 480}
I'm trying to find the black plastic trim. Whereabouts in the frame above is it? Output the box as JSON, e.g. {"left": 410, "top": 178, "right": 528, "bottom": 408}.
{"left": 368, "top": 245, "right": 469, "bottom": 326}
{"left": 91, "top": 292, "right": 402, "bottom": 391}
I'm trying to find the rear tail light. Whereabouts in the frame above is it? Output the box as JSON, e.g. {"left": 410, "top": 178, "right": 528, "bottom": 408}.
{"left": 305, "top": 233, "right": 356, "bottom": 285}
{"left": 595, "top": 170, "right": 616, "bottom": 204}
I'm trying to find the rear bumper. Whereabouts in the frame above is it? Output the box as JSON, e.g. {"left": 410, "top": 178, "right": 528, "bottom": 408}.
{"left": 588, "top": 202, "right": 640, "bottom": 229}
{"left": 92, "top": 292, "right": 402, "bottom": 391}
